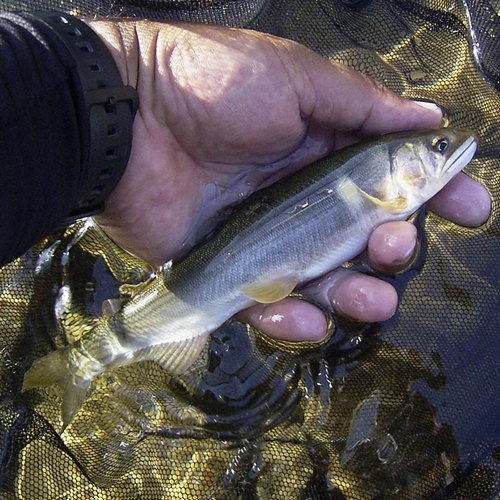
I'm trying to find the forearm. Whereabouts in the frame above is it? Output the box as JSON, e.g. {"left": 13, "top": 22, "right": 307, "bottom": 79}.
{"left": 0, "top": 12, "right": 84, "bottom": 266}
{"left": 0, "top": 12, "right": 137, "bottom": 267}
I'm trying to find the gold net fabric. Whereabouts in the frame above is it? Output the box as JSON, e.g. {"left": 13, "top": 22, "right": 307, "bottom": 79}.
{"left": 0, "top": 1, "right": 499, "bottom": 498}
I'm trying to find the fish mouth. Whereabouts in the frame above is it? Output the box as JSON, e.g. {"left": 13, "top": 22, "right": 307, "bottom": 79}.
{"left": 444, "top": 135, "right": 478, "bottom": 175}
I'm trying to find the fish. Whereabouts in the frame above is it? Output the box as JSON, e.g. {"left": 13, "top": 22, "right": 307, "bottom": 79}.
{"left": 22, "top": 128, "right": 477, "bottom": 428}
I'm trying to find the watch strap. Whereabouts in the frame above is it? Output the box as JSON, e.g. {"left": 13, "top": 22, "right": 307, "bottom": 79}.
{"left": 24, "top": 11, "right": 139, "bottom": 223}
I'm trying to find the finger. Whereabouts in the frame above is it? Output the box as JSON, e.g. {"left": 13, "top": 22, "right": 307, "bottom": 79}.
{"left": 362, "top": 221, "right": 418, "bottom": 274}
{"left": 427, "top": 172, "right": 491, "bottom": 227}
{"left": 300, "top": 269, "right": 398, "bottom": 323}
{"left": 288, "top": 42, "right": 443, "bottom": 136}
{"left": 235, "top": 298, "right": 328, "bottom": 342}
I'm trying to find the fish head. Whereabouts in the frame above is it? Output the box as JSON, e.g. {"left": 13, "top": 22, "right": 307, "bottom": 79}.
{"left": 390, "top": 128, "right": 477, "bottom": 210}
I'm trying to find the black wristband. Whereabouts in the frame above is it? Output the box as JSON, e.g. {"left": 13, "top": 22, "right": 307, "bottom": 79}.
{"left": 24, "top": 11, "right": 139, "bottom": 223}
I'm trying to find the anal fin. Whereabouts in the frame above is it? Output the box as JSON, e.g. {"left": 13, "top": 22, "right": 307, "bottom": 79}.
{"left": 130, "top": 333, "right": 209, "bottom": 375}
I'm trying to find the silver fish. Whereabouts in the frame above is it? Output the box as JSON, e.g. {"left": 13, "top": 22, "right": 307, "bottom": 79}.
{"left": 23, "top": 128, "right": 477, "bottom": 428}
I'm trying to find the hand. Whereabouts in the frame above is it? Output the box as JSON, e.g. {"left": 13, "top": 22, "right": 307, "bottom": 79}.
{"left": 88, "top": 20, "right": 491, "bottom": 342}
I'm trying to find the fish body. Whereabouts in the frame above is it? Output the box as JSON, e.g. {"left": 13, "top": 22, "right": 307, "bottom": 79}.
{"left": 23, "top": 129, "right": 477, "bottom": 427}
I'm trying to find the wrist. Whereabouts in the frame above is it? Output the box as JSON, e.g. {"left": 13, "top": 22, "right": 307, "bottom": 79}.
{"left": 82, "top": 19, "right": 140, "bottom": 89}
{"left": 24, "top": 12, "right": 139, "bottom": 223}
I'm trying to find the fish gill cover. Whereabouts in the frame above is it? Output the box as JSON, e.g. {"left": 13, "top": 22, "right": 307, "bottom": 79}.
{"left": 0, "top": 0, "right": 499, "bottom": 498}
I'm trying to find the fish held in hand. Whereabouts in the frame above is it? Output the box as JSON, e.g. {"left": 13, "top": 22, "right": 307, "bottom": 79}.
{"left": 22, "top": 128, "right": 477, "bottom": 428}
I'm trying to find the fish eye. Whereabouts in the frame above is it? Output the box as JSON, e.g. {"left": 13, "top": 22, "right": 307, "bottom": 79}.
{"left": 432, "top": 136, "right": 449, "bottom": 154}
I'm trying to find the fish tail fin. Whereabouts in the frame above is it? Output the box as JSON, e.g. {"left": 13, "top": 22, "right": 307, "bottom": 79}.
{"left": 23, "top": 349, "right": 70, "bottom": 390}
{"left": 23, "top": 348, "right": 91, "bottom": 430}
{"left": 60, "top": 378, "right": 91, "bottom": 430}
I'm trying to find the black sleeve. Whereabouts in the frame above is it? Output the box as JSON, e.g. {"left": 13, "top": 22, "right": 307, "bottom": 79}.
{"left": 0, "top": 12, "right": 137, "bottom": 268}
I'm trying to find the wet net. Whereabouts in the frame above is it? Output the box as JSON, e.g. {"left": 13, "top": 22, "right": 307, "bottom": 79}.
{"left": 0, "top": 0, "right": 499, "bottom": 498}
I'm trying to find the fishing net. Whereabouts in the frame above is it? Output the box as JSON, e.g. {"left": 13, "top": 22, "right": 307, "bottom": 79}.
{"left": 0, "top": 0, "right": 499, "bottom": 498}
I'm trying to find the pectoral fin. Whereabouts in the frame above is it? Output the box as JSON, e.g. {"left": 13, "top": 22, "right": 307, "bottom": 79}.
{"left": 339, "top": 175, "right": 408, "bottom": 211}
{"left": 131, "top": 333, "right": 209, "bottom": 375}
{"left": 356, "top": 185, "right": 409, "bottom": 211}
{"left": 240, "top": 272, "right": 299, "bottom": 303}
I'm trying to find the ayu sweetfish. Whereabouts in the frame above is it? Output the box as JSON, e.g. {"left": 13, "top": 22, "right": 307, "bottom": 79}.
{"left": 23, "top": 128, "right": 477, "bottom": 428}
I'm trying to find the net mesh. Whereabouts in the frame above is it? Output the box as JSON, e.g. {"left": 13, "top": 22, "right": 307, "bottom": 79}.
{"left": 0, "top": 0, "right": 499, "bottom": 498}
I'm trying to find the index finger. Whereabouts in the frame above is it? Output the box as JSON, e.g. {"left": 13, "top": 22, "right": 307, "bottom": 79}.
{"left": 286, "top": 42, "right": 443, "bottom": 135}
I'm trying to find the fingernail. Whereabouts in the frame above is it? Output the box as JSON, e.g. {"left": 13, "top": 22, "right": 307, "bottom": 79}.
{"left": 412, "top": 100, "right": 445, "bottom": 126}
{"left": 412, "top": 100, "right": 440, "bottom": 112}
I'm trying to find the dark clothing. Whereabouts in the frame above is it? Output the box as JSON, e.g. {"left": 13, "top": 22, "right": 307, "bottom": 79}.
{"left": 0, "top": 12, "right": 108, "bottom": 267}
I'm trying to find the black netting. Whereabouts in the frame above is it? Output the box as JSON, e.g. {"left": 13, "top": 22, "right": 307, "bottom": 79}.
{"left": 1, "top": 1, "right": 499, "bottom": 498}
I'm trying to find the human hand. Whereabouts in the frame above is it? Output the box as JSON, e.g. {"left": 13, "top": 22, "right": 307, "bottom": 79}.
{"left": 88, "top": 20, "right": 491, "bottom": 342}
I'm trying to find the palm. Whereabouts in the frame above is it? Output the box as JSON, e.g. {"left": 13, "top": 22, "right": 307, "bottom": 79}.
{"left": 97, "top": 25, "right": 329, "bottom": 264}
